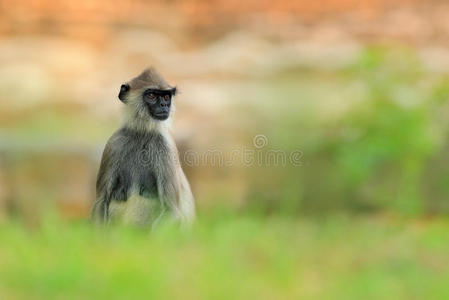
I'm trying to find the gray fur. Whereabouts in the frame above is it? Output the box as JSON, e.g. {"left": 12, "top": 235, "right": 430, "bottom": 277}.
{"left": 92, "top": 68, "right": 195, "bottom": 227}
{"left": 129, "top": 67, "right": 171, "bottom": 90}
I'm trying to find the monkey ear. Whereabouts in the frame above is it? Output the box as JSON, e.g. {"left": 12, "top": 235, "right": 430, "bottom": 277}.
{"left": 118, "top": 84, "right": 130, "bottom": 102}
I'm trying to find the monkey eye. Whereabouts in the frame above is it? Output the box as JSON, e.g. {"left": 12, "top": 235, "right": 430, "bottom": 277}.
{"left": 164, "top": 94, "right": 170, "bottom": 100}
{"left": 149, "top": 93, "right": 156, "bottom": 99}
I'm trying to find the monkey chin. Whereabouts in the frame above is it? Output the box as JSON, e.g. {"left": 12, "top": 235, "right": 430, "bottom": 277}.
{"left": 151, "top": 113, "right": 170, "bottom": 121}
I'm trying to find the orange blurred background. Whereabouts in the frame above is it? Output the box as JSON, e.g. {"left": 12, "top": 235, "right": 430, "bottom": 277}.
{"left": 1, "top": 0, "right": 449, "bottom": 222}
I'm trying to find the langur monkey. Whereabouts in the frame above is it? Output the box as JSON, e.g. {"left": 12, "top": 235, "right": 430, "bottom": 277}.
{"left": 92, "top": 68, "right": 195, "bottom": 227}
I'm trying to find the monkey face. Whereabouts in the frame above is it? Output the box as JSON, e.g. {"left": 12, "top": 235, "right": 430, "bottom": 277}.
{"left": 142, "top": 88, "right": 176, "bottom": 121}
{"left": 118, "top": 68, "right": 177, "bottom": 125}
{"left": 118, "top": 83, "right": 177, "bottom": 122}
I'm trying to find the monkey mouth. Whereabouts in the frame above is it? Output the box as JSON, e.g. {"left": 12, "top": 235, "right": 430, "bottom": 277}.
{"left": 144, "top": 103, "right": 169, "bottom": 120}
{"left": 152, "top": 112, "right": 169, "bottom": 120}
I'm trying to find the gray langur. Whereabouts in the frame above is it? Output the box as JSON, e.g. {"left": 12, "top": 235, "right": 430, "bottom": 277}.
{"left": 91, "top": 67, "right": 195, "bottom": 227}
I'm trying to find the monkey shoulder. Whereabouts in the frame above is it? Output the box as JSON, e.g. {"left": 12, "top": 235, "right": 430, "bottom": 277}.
{"left": 110, "top": 127, "right": 171, "bottom": 159}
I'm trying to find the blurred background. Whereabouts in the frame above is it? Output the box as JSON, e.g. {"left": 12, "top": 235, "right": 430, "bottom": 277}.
{"left": 1, "top": 0, "right": 449, "bottom": 299}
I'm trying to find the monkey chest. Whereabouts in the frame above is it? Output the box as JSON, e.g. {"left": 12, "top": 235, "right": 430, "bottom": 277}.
{"left": 112, "top": 147, "right": 166, "bottom": 201}
{"left": 105, "top": 129, "right": 171, "bottom": 203}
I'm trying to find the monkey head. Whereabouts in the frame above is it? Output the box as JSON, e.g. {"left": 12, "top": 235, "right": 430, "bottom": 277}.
{"left": 118, "top": 68, "right": 177, "bottom": 123}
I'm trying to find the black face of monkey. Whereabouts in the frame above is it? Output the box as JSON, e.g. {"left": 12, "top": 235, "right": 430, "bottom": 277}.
{"left": 118, "top": 83, "right": 176, "bottom": 121}
{"left": 142, "top": 88, "right": 176, "bottom": 121}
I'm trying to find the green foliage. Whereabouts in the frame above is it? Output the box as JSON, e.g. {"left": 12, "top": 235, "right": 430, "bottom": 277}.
{"left": 245, "top": 46, "right": 449, "bottom": 216}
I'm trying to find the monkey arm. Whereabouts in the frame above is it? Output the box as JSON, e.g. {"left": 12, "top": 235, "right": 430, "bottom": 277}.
{"left": 178, "top": 167, "right": 196, "bottom": 225}
{"left": 155, "top": 156, "right": 195, "bottom": 225}
{"left": 91, "top": 155, "right": 110, "bottom": 222}
{"left": 155, "top": 164, "right": 180, "bottom": 220}
{"left": 91, "top": 139, "right": 118, "bottom": 223}
{"left": 162, "top": 136, "right": 195, "bottom": 225}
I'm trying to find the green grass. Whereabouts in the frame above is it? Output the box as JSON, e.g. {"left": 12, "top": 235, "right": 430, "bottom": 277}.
{"left": 1, "top": 215, "right": 448, "bottom": 300}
